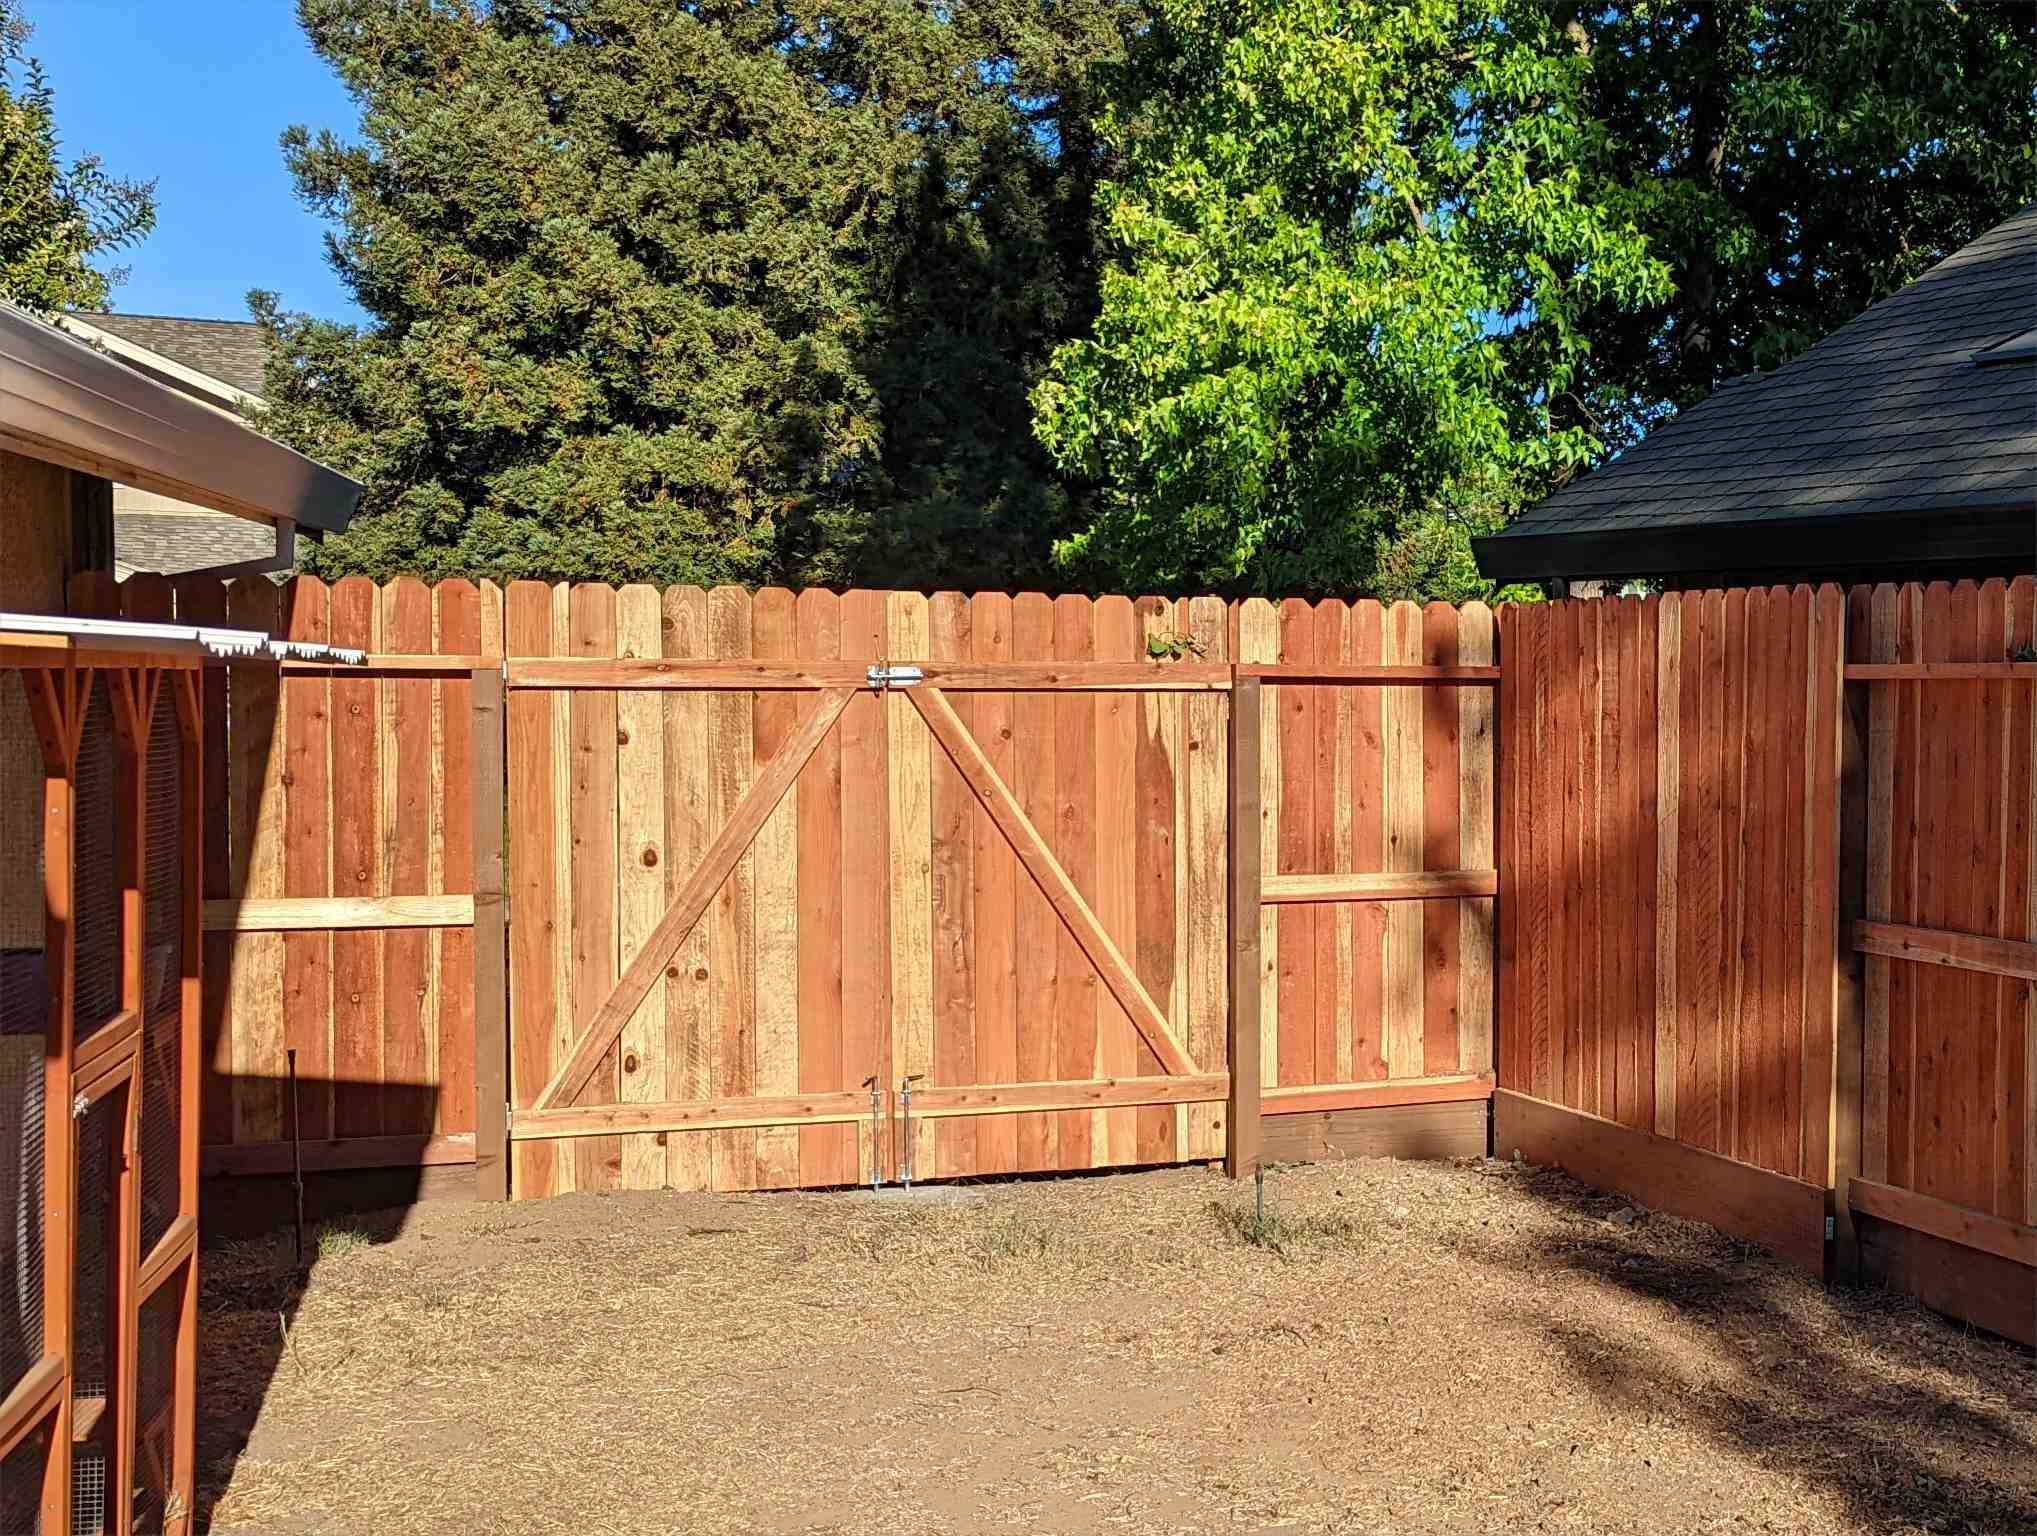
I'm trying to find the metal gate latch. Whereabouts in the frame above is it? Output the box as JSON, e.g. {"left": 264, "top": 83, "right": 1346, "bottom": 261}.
{"left": 865, "top": 664, "right": 923, "bottom": 691}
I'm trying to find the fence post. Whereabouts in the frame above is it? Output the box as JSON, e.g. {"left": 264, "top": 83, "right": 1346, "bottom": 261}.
{"left": 1829, "top": 594, "right": 1870, "bottom": 1279}
{"left": 1226, "top": 674, "right": 1262, "bottom": 1178}
{"left": 471, "top": 667, "right": 510, "bottom": 1200}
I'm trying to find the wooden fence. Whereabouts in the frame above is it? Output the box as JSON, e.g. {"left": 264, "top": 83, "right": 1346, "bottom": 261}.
{"left": 79, "top": 574, "right": 498, "bottom": 1183}
{"left": 92, "top": 571, "right": 2033, "bottom": 1342}
{"left": 1495, "top": 580, "right": 2034, "bottom": 1342}
{"left": 101, "top": 578, "right": 1496, "bottom": 1197}
{"left": 1848, "top": 578, "right": 2035, "bottom": 1341}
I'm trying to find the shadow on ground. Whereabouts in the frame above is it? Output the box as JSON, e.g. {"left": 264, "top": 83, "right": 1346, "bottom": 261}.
{"left": 195, "top": 1203, "right": 419, "bottom": 1532}
{"left": 1449, "top": 1161, "right": 2037, "bottom": 1535}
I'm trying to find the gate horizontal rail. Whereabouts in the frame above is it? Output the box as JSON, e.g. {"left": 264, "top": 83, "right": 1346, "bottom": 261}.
{"left": 511, "top": 1091, "right": 871, "bottom": 1141}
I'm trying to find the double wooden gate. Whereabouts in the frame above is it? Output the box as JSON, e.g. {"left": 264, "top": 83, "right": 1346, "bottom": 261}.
{"left": 493, "top": 586, "right": 1503, "bottom": 1197}
{"left": 497, "top": 588, "right": 1242, "bottom": 1197}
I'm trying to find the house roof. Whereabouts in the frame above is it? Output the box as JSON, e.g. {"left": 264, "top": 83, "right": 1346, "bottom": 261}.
{"left": 113, "top": 510, "right": 278, "bottom": 579}
{"left": 0, "top": 301, "right": 359, "bottom": 532}
{"left": 71, "top": 312, "right": 268, "bottom": 399}
{"left": 1475, "top": 203, "right": 2037, "bottom": 584}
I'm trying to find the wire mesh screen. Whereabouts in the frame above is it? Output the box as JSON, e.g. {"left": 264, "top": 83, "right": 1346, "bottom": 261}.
{"left": 0, "top": 1415, "right": 47, "bottom": 1535}
{"left": 139, "top": 691, "right": 181, "bottom": 1256}
{"left": 71, "top": 1094, "right": 114, "bottom": 1404}
{"left": 72, "top": 680, "right": 120, "bottom": 1043}
{"left": 0, "top": 672, "right": 48, "bottom": 1405}
{"left": 69, "top": 1443, "right": 102, "bottom": 1536}
{"left": 132, "top": 1280, "right": 178, "bottom": 1532}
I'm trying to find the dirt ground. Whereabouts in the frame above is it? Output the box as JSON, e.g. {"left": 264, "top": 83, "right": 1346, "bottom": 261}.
{"left": 197, "top": 1155, "right": 2036, "bottom": 1536}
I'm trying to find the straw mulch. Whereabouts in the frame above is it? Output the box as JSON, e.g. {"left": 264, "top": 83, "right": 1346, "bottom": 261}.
{"left": 199, "top": 1155, "right": 2036, "bottom": 1535}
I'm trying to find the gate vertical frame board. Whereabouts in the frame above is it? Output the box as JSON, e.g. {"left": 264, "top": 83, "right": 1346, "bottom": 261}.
{"left": 1052, "top": 595, "right": 1097, "bottom": 1168}
{"left": 616, "top": 585, "right": 668, "bottom": 1192}
{"left": 888, "top": 591, "right": 934, "bottom": 1177}
{"left": 838, "top": 591, "right": 891, "bottom": 1184}
{"left": 506, "top": 582, "right": 561, "bottom": 1198}
{"left": 752, "top": 589, "right": 801, "bottom": 1189}
{"left": 1136, "top": 596, "right": 1184, "bottom": 1165}
{"left": 929, "top": 592, "right": 978, "bottom": 1177}
{"left": 564, "top": 586, "right": 618, "bottom": 1192}
{"left": 709, "top": 586, "right": 758, "bottom": 1190}
{"left": 1094, "top": 596, "right": 1140, "bottom": 1165}
{"left": 797, "top": 589, "right": 850, "bottom": 1188}
{"left": 662, "top": 585, "right": 714, "bottom": 1191}
{"left": 1011, "top": 594, "right": 1060, "bottom": 1173}
{"left": 972, "top": 593, "right": 1020, "bottom": 1177}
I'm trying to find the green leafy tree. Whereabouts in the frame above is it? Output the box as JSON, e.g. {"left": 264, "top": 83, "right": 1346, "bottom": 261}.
{"left": 262, "top": 0, "right": 1134, "bottom": 589}
{"left": 1037, "top": 0, "right": 2036, "bottom": 599}
{"left": 1562, "top": 0, "right": 2037, "bottom": 441}
{"left": 1034, "top": 0, "right": 1672, "bottom": 596}
{"left": 0, "top": 0, "right": 155, "bottom": 312}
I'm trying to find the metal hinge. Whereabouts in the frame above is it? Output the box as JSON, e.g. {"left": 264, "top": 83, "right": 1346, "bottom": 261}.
{"left": 72, "top": 1093, "right": 88, "bottom": 1119}
{"left": 866, "top": 664, "right": 923, "bottom": 691}
{"left": 1825, "top": 1215, "right": 1836, "bottom": 1241}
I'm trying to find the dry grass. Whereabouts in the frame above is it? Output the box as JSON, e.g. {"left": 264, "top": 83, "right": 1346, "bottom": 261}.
{"left": 198, "top": 1156, "right": 2036, "bottom": 1535}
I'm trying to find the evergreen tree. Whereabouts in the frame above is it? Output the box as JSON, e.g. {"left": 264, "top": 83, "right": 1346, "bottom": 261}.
{"left": 262, "top": 0, "right": 1132, "bottom": 589}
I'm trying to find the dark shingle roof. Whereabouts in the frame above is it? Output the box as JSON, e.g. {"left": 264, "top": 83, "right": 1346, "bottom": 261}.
{"left": 1478, "top": 203, "right": 2037, "bottom": 576}
{"left": 114, "top": 510, "right": 277, "bottom": 578}
{"left": 74, "top": 312, "right": 268, "bottom": 398}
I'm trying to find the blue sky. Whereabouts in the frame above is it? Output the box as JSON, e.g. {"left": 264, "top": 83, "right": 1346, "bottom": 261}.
{"left": 26, "top": 0, "right": 364, "bottom": 322}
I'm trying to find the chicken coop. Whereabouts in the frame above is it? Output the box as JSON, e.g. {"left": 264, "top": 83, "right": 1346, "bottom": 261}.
{"left": 0, "top": 625, "right": 202, "bottom": 1534}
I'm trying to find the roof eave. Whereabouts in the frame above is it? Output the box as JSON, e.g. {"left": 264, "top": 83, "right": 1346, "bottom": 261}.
{"left": 1472, "top": 503, "right": 2035, "bottom": 584}
{"left": 0, "top": 302, "right": 359, "bottom": 533}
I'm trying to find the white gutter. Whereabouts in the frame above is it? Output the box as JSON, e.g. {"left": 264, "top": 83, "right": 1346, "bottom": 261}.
{"left": 0, "top": 611, "right": 367, "bottom": 664}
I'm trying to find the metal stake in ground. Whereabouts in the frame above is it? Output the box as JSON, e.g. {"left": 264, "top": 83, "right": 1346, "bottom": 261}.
{"left": 900, "top": 1075, "right": 924, "bottom": 1190}
{"left": 862, "top": 1076, "right": 882, "bottom": 1191}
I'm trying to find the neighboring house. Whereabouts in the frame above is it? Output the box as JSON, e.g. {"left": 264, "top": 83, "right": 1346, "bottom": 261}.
{"left": 1475, "top": 203, "right": 2037, "bottom": 590}
{"left": 0, "top": 300, "right": 359, "bottom": 611}
{"left": 59, "top": 312, "right": 287, "bottom": 577}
